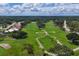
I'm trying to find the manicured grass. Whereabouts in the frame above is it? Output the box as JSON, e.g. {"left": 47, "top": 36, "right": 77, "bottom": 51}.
{"left": 45, "top": 21, "right": 78, "bottom": 49}
{"left": 22, "top": 22, "right": 43, "bottom": 55}
{"left": 39, "top": 36, "right": 57, "bottom": 50}
{"left": 74, "top": 50, "right": 79, "bottom": 56}
{"left": 0, "top": 21, "right": 78, "bottom": 55}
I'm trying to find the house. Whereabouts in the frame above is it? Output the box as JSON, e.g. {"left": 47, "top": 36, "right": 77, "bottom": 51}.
{"left": 4, "top": 22, "right": 22, "bottom": 33}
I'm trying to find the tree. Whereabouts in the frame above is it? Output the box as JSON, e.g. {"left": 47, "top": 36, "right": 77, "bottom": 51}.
{"left": 37, "top": 23, "right": 45, "bottom": 29}
{"left": 48, "top": 44, "right": 74, "bottom": 56}
{"left": 66, "top": 33, "right": 79, "bottom": 45}
{"left": 11, "top": 31, "right": 27, "bottom": 39}
{"left": 68, "top": 21, "right": 79, "bottom": 32}
{"left": 23, "top": 44, "right": 34, "bottom": 55}
{"left": 36, "top": 20, "right": 45, "bottom": 29}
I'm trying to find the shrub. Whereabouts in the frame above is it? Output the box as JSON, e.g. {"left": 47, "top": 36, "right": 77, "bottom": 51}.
{"left": 11, "top": 31, "right": 27, "bottom": 39}
{"left": 23, "top": 44, "right": 34, "bottom": 55}
{"left": 48, "top": 44, "right": 74, "bottom": 56}
{"left": 66, "top": 33, "right": 79, "bottom": 45}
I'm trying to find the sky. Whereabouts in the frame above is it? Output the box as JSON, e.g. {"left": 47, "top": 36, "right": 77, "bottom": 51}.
{"left": 0, "top": 3, "right": 79, "bottom": 16}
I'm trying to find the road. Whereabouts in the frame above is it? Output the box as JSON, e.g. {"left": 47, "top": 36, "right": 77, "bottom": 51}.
{"left": 63, "top": 20, "right": 70, "bottom": 32}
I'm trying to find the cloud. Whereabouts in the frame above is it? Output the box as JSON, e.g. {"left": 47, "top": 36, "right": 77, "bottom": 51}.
{"left": 0, "top": 3, "right": 79, "bottom": 16}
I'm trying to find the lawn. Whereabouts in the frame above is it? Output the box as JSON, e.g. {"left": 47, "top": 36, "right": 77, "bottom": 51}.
{"left": 0, "top": 21, "right": 78, "bottom": 56}
{"left": 44, "top": 21, "right": 78, "bottom": 49}
{"left": 22, "top": 22, "right": 43, "bottom": 56}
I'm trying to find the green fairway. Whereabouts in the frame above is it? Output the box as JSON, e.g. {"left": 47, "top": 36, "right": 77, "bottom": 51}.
{"left": 0, "top": 21, "right": 78, "bottom": 56}
{"left": 39, "top": 36, "right": 57, "bottom": 50}
{"left": 45, "top": 21, "right": 78, "bottom": 49}
{"left": 22, "top": 22, "right": 43, "bottom": 56}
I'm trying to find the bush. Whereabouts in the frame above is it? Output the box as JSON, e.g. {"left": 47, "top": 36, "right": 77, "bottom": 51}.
{"left": 11, "top": 31, "right": 27, "bottom": 39}
{"left": 67, "top": 21, "right": 79, "bottom": 32}
{"left": 23, "top": 44, "right": 34, "bottom": 55}
{"left": 66, "top": 33, "right": 79, "bottom": 45}
{"left": 48, "top": 44, "right": 74, "bottom": 56}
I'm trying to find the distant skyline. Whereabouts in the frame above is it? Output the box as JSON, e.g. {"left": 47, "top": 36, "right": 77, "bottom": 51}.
{"left": 0, "top": 3, "right": 79, "bottom": 16}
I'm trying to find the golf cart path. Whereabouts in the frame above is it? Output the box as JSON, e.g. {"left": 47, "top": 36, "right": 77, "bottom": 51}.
{"left": 36, "top": 38, "right": 44, "bottom": 49}
{"left": 35, "top": 37, "right": 57, "bottom": 56}
{"left": 35, "top": 29, "right": 64, "bottom": 56}
{"left": 73, "top": 47, "right": 79, "bottom": 51}
{"left": 63, "top": 20, "right": 70, "bottom": 32}
{"left": 42, "top": 30, "right": 63, "bottom": 45}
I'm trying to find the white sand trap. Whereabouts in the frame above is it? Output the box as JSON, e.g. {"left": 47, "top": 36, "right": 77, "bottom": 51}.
{"left": 0, "top": 43, "right": 11, "bottom": 49}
